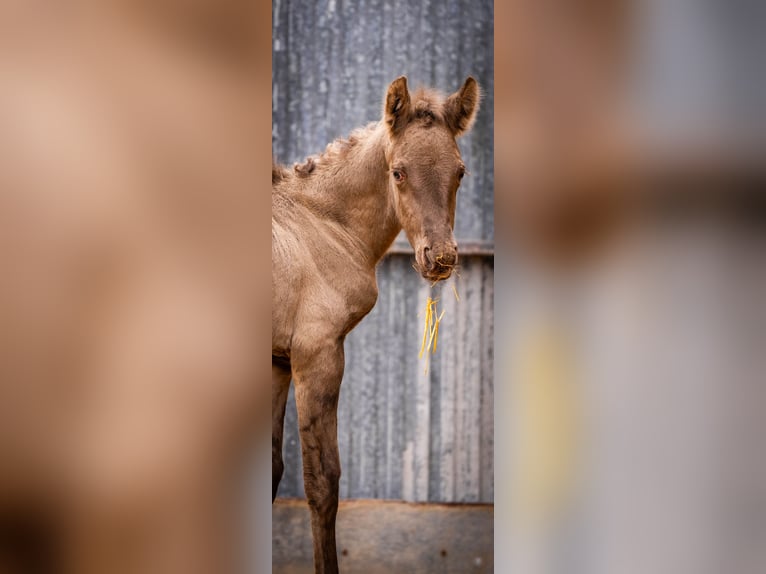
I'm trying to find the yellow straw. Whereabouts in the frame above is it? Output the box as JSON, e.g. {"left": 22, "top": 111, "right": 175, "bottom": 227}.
{"left": 419, "top": 283, "right": 459, "bottom": 373}
{"left": 419, "top": 297, "right": 435, "bottom": 359}
{"left": 420, "top": 297, "right": 447, "bottom": 358}
{"left": 451, "top": 283, "right": 460, "bottom": 302}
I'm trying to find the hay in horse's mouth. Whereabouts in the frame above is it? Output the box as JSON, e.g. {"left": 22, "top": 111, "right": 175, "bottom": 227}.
{"left": 414, "top": 264, "right": 453, "bottom": 283}
{"left": 413, "top": 254, "right": 458, "bottom": 283}
{"left": 429, "top": 259, "right": 457, "bottom": 282}
{"left": 430, "top": 268, "right": 454, "bottom": 282}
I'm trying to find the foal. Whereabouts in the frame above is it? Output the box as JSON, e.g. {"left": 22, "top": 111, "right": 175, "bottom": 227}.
{"left": 272, "top": 76, "right": 479, "bottom": 573}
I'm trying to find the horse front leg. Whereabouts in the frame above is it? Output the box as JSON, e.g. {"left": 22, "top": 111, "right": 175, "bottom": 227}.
{"left": 292, "top": 341, "right": 344, "bottom": 574}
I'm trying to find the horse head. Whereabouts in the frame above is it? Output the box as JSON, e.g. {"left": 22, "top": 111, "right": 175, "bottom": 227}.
{"left": 383, "top": 75, "right": 480, "bottom": 282}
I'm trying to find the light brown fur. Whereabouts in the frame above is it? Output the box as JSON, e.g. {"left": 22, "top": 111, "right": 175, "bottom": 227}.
{"left": 272, "top": 76, "right": 479, "bottom": 573}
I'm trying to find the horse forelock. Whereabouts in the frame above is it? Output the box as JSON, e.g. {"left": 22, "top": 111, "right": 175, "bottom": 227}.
{"left": 410, "top": 87, "right": 447, "bottom": 126}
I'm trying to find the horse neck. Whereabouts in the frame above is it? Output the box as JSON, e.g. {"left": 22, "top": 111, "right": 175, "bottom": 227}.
{"left": 308, "top": 124, "right": 401, "bottom": 266}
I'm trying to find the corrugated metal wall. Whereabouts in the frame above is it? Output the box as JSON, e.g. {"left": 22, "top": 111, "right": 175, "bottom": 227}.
{"left": 272, "top": 0, "right": 494, "bottom": 503}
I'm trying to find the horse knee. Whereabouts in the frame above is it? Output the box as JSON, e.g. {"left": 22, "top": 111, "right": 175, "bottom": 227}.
{"left": 318, "top": 461, "right": 341, "bottom": 494}
{"left": 306, "top": 486, "right": 339, "bottom": 521}
{"left": 304, "top": 460, "right": 340, "bottom": 510}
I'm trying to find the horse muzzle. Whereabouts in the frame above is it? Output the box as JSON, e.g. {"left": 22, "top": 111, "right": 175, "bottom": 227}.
{"left": 419, "top": 243, "right": 458, "bottom": 282}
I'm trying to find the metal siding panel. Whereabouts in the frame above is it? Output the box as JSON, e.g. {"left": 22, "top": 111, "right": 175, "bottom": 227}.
{"left": 480, "top": 260, "right": 495, "bottom": 502}
{"left": 347, "top": 302, "right": 381, "bottom": 498}
{"left": 281, "top": 386, "right": 304, "bottom": 498}
{"left": 459, "top": 258, "right": 484, "bottom": 502}
{"left": 412, "top": 280, "right": 434, "bottom": 501}
{"left": 437, "top": 281, "right": 458, "bottom": 502}
{"left": 379, "top": 259, "right": 407, "bottom": 500}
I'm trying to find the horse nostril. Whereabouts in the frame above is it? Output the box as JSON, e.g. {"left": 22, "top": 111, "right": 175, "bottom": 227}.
{"left": 440, "top": 251, "right": 457, "bottom": 266}
{"left": 423, "top": 246, "right": 432, "bottom": 266}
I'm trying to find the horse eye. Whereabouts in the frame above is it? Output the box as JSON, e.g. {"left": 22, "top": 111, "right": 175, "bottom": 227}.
{"left": 392, "top": 170, "right": 404, "bottom": 182}
{"left": 458, "top": 167, "right": 466, "bottom": 180}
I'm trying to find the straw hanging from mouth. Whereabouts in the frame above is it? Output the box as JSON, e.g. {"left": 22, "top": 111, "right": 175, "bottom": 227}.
{"left": 418, "top": 278, "right": 460, "bottom": 373}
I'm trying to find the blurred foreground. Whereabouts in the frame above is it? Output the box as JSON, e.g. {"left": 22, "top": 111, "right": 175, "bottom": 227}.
{"left": 496, "top": 1, "right": 766, "bottom": 573}
{"left": 0, "top": 1, "right": 272, "bottom": 573}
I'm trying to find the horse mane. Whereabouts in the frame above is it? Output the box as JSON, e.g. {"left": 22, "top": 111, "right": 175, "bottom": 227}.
{"left": 273, "top": 86, "right": 448, "bottom": 182}
{"left": 272, "top": 160, "right": 290, "bottom": 184}
{"left": 286, "top": 122, "right": 378, "bottom": 178}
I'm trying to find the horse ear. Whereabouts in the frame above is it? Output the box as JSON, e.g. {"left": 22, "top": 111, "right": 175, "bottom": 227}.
{"left": 384, "top": 76, "right": 411, "bottom": 135}
{"left": 444, "top": 76, "right": 480, "bottom": 136}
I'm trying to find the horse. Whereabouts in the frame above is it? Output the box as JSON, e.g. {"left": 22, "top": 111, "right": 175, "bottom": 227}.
{"left": 272, "top": 75, "right": 480, "bottom": 573}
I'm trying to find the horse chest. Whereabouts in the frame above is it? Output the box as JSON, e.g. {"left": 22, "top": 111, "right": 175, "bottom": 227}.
{"left": 272, "top": 262, "right": 377, "bottom": 356}
{"left": 337, "top": 278, "right": 378, "bottom": 336}
{"left": 300, "top": 273, "right": 377, "bottom": 339}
